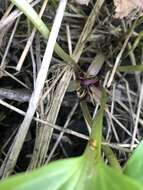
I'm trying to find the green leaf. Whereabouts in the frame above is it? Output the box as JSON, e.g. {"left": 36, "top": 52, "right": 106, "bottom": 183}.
{"left": 0, "top": 157, "right": 84, "bottom": 190}
{"left": 1, "top": 88, "right": 140, "bottom": 190}
{"left": 95, "top": 163, "right": 143, "bottom": 190}
{"left": 124, "top": 140, "right": 143, "bottom": 184}
{"left": 75, "top": 163, "right": 142, "bottom": 190}
{"left": 0, "top": 147, "right": 142, "bottom": 190}
{"left": 117, "top": 65, "right": 143, "bottom": 72}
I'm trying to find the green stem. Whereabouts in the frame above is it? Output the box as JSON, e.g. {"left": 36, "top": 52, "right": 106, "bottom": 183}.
{"left": 102, "top": 145, "right": 122, "bottom": 172}
{"left": 80, "top": 93, "right": 122, "bottom": 171}
{"left": 117, "top": 65, "right": 143, "bottom": 72}
{"left": 11, "top": 0, "right": 75, "bottom": 64}
{"left": 80, "top": 101, "right": 93, "bottom": 127}
{"left": 90, "top": 89, "right": 107, "bottom": 161}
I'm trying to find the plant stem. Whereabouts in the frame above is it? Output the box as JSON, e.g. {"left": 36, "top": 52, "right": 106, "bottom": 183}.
{"left": 90, "top": 89, "right": 107, "bottom": 161}
{"left": 117, "top": 65, "right": 143, "bottom": 72}
{"left": 10, "top": 0, "right": 75, "bottom": 64}
{"left": 81, "top": 93, "right": 122, "bottom": 171}
{"left": 102, "top": 145, "right": 122, "bottom": 172}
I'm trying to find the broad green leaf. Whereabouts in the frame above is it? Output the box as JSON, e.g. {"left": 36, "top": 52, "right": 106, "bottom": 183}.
{"left": 0, "top": 106, "right": 103, "bottom": 190}
{"left": 0, "top": 157, "right": 84, "bottom": 190}
{"left": 0, "top": 158, "right": 142, "bottom": 190}
{"left": 94, "top": 163, "right": 143, "bottom": 190}
{"left": 124, "top": 140, "right": 143, "bottom": 184}
{"left": 0, "top": 91, "right": 142, "bottom": 190}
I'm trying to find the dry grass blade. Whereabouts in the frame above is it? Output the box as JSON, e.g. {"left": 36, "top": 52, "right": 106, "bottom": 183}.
{"left": 0, "top": 99, "right": 88, "bottom": 140}
{"left": 0, "top": 17, "right": 20, "bottom": 72}
{"left": 27, "top": 0, "right": 105, "bottom": 168}
{"left": 107, "top": 20, "right": 137, "bottom": 87}
{"left": 0, "top": 0, "right": 41, "bottom": 30}
{"left": 130, "top": 84, "right": 143, "bottom": 150}
{"left": 72, "top": 0, "right": 105, "bottom": 62}
{"left": 1, "top": 0, "right": 143, "bottom": 182}
{"left": 45, "top": 101, "right": 78, "bottom": 163}
{"left": 0, "top": 3, "right": 14, "bottom": 47}
{"left": 0, "top": 0, "right": 68, "bottom": 177}
{"left": 28, "top": 66, "right": 73, "bottom": 168}
{"left": 16, "top": 0, "right": 49, "bottom": 71}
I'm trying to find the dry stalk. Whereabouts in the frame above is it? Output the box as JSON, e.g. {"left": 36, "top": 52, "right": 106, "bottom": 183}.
{"left": 28, "top": 0, "right": 105, "bottom": 168}
{"left": 0, "top": 0, "right": 68, "bottom": 177}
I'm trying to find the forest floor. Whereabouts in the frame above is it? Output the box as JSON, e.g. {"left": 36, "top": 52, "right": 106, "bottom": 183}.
{"left": 0, "top": 0, "right": 143, "bottom": 176}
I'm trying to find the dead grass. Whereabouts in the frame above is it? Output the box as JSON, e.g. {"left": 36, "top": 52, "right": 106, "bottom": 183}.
{"left": 0, "top": 0, "right": 143, "bottom": 178}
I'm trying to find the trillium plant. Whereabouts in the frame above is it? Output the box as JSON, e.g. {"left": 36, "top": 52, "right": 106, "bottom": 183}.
{"left": 0, "top": 0, "right": 143, "bottom": 190}
{"left": 0, "top": 89, "right": 143, "bottom": 190}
